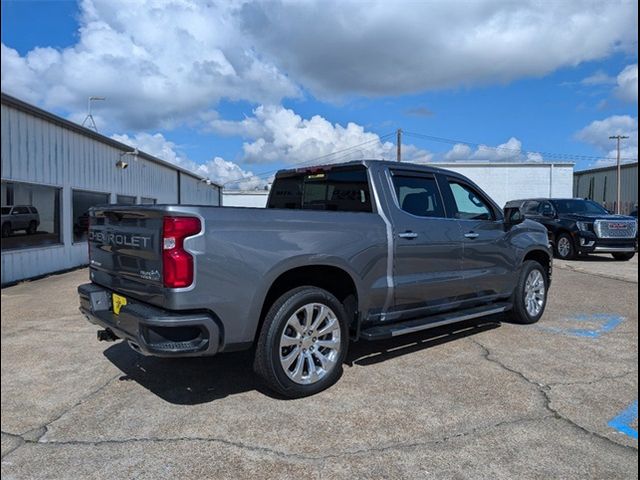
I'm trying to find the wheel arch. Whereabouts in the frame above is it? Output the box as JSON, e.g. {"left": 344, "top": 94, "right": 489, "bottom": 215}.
{"left": 254, "top": 263, "right": 360, "bottom": 343}
{"left": 522, "top": 248, "right": 552, "bottom": 284}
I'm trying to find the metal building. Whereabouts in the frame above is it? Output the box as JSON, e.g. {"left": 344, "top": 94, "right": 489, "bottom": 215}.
{"left": 574, "top": 162, "right": 638, "bottom": 215}
{"left": 223, "top": 190, "right": 270, "bottom": 208}
{"left": 434, "top": 162, "right": 574, "bottom": 209}
{"left": 1, "top": 93, "right": 221, "bottom": 285}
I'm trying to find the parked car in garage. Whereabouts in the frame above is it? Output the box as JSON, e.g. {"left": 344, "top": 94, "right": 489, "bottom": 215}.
{"left": 1, "top": 205, "right": 40, "bottom": 237}
{"left": 511, "top": 198, "right": 637, "bottom": 261}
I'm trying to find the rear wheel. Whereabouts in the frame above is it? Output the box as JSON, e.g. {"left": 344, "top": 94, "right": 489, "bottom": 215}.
{"left": 612, "top": 252, "right": 635, "bottom": 261}
{"left": 1, "top": 222, "right": 10, "bottom": 238}
{"left": 555, "top": 233, "right": 575, "bottom": 260}
{"left": 27, "top": 221, "right": 37, "bottom": 235}
{"left": 508, "top": 260, "right": 548, "bottom": 325}
{"left": 254, "top": 286, "right": 349, "bottom": 398}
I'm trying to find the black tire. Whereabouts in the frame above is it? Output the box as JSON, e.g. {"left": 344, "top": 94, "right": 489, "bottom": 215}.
{"left": 27, "top": 221, "right": 37, "bottom": 235}
{"left": 554, "top": 232, "right": 575, "bottom": 260}
{"left": 612, "top": 252, "right": 635, "bottom": 261}
{"left": 508, "top": 260, "right": 549, "bottom": 325}
{"left": 254, "top": 286, "right": 349, "bottom": 398}
{"left": 1, "top": 222, "right": 10, "bottom": 238}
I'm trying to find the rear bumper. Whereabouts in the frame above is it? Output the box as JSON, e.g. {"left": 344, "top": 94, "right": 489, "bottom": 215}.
{"left": 78, "top": 283, "right": 220, "bottom": 357}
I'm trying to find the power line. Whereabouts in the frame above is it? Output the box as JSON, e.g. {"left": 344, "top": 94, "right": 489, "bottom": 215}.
{"left": 222, "top": 132, "right": 396, "bottom": 187}
{"left": 403, "top": 131, "right": 638, "bottom": 163}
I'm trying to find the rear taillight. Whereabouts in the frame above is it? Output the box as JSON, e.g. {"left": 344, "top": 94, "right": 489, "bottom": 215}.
{"left": 162, "top": 216, "right": 201, "bottom": 288}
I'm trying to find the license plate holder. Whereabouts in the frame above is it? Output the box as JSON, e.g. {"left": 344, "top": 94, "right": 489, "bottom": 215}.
{"left": 112, "top": 293, "right": 127, "bottom": 315}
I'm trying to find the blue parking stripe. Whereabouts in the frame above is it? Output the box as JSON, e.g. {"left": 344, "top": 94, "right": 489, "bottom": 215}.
{"left": 538, "top": 314, "right": 624, "bottom": 338}
{"left": 608, "top": 401, "right": 638, "bottom": 440}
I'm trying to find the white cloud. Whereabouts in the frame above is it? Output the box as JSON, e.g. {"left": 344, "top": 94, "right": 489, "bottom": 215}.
{"left": 209, "top": 104, "right": 432, "bottom": 165}
{"left": 2, "top": 0, "right": 637, "bottom": 129}
{"left": 238, "top": 0, "right": 637, "bottom": 98}
{"left": 111, "top": 132, "right": 265, "bottom": 190}
{"left": 580, "top": 70, "right": 616, "bottom": 86}
{"left": 442, "top": 137, "right": 543, "bottom": 163}
{"left": 1, "top": 0, "right": 299, "bottom": 130}
{"left": 575, "top": 115, "right": 638, "bottom": 165}
{"left": 614, "top": 64, "right": 638, "bottom": 103}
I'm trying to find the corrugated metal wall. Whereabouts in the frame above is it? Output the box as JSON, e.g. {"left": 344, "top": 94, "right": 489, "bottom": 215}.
{"left": 434, "top": 163, "right": 574, "bottom": 208}
{"left": 1, "top": 98, "right": 220, "bottom": 284}
{"left": 574, "top": 163, "right": 638, "bottom": 215}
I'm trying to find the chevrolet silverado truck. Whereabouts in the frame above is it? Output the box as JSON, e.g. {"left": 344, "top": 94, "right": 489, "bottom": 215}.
{"left": 512, "top": 198, "right": 637, "bottom": 260}
{"left": 79, "top": 160, "right": 552, "bottom": 398}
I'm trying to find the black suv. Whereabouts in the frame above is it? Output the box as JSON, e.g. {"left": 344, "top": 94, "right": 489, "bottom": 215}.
{"left": 512, "top": 198, "right": 637, "bottom": 261}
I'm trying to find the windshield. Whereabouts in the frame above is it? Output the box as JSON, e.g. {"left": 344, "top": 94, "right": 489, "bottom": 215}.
{"left": 552, "top": 199, "right": 608, "bottom": 215}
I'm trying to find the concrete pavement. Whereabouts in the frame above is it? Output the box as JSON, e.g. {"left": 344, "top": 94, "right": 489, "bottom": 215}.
{"left": 1, "top": 260, "right": 637, "bottom": 479}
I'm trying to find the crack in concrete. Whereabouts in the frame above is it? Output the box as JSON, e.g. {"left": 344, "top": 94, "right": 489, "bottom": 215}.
{"left": 471, "top": 339, "right": 637, "bottom": 453}
{"left": 0, "top": 430, "right": 25, "bottom": 460}
{"left": 548, "top": 370, "right": 638, "bottom": 387}
{"left": 554, "top": 263, "right": 637, "bottom": 285}
{"left": 1, "top": 415, "right": 551, "bottom": 463}
{"left": 1, "top": 372, "right": 121, "bottom": 459}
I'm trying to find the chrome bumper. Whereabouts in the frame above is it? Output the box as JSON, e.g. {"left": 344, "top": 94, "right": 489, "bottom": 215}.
{"left": 593, "top": 246, "right": 636, "bottom": 253}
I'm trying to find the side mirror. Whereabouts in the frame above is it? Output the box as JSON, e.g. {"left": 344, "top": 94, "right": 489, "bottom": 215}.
{"left": 504, "top": 207, "right": 525, "bottom": 226}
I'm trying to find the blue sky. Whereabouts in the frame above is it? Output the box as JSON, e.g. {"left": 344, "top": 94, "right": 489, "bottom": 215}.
{"left": 1, "top": 0, "right": 638, "bottom": 187}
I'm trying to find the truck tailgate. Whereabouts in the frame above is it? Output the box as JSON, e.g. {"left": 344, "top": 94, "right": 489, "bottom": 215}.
{"left": 89, "top": 207, "right": 165, "bottom": 302}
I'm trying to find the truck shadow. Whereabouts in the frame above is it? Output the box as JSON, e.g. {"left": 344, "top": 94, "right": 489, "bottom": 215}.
{"left": 103, "top": 318, "right": 501, "bottom": 405}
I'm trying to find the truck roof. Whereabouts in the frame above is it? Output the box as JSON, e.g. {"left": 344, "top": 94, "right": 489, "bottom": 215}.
{"left": 276, "top": 159, "right": 457, "bottom": 177}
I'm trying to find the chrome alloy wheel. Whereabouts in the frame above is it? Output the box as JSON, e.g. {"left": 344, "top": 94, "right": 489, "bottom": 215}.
{"left": 279, "top": 303, "right": 341, "bottom": 385}
{"left": 557, "top": 237, "right": 571, "bottom": 258}
{"left": 524, "top": 269, "right": 546, "bottom": 317}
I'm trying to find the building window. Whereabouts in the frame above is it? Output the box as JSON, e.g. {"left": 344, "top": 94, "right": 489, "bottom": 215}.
{"left": 1, "top": 181, "right": 61, "bottom": 250}
{"left": 116, "top": 195, "right": 137, "bottom": 205}
{"left": 140, "top": 197, "right": 157, "bottom": 204}
{"left": 73, "top": 190, "right": 110, "bottom": 242}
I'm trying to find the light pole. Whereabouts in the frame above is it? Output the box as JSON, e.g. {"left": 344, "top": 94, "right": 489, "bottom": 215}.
{"left": 609, "top": 135, "right": 629, "bottom": 214}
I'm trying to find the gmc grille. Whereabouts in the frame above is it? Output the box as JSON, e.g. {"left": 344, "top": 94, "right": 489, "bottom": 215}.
{"left": 594, "top": 220, "right": 638, "bottom": 239}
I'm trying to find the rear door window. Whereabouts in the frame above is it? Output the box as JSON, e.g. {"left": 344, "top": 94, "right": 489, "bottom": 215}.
{"left": 391, "top": 174, "right": 445, "bottom": 218}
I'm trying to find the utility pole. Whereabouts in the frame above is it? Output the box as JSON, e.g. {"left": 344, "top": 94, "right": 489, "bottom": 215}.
{"left": 396, "top": 128, "right": 402, "bottom": 162}
{"left": 609, "top": 135, "right": 629, "bottom": 214}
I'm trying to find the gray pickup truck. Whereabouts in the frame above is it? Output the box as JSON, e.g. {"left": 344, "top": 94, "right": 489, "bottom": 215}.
{"left": 79, "top": 160, "right": 552, "bottom": 397}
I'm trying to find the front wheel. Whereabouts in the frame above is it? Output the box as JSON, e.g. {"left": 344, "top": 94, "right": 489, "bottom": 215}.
{"left": 254, "top": 286, "right": 349, "bottom": 398}
{"left": 508, "top": 260, "right": 549, "bottom": 324}
{"left": 554, "top": 233, "right": 575, "bottom": 260}
{"left": 612, "top": 252, "right": 635, "bottom": 261}
{"left": 27, "top": 221, "right": 37, "bottom": 234}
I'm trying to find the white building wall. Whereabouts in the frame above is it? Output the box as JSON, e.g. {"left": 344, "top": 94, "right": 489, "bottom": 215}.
{"left": 1, "top": 96, "right": 221, "bottom": 284}
{"left": 223, "top": 191, "right": 270, "bottom": 208}
{"left": 433, "top": 163, "right": 574, "bottom": 208}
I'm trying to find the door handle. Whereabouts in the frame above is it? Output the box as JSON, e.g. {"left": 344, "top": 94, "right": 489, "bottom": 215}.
{"left": 464, "top": 232, "right": 480, "bottom": 239}
{"left": 398, "top": 231, "right": 418, "bottom": 239}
